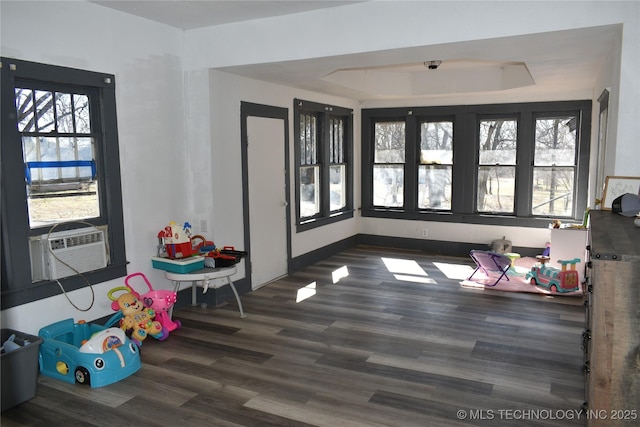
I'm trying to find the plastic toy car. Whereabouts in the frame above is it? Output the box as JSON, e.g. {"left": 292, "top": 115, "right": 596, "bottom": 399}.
{"left": 525, "top": 257, "right": 581, "bottom": 293}
{"left": 38, "top": 318, "right": 141, "bottom": 387}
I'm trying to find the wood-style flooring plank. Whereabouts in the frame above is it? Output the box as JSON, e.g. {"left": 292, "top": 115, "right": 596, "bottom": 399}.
{"left": 2, "top": 246, "right": 587, "bottom": 426}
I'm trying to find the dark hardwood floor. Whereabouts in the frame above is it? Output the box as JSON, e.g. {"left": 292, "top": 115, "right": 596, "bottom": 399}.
{"left": 2, "top": 246, "right": 587, "bottom": 426}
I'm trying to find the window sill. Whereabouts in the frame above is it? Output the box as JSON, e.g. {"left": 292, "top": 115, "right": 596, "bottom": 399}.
{"left": 1, "top": 262, "right": 127, "bottom": 310}
{"left": 361, "top": 208, "right": 580, "bottom": 228}
{"left": 296, "top": 209, "right": 355, "bottom": 232}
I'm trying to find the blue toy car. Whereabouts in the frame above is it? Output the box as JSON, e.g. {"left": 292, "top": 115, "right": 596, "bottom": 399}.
{"left": 38, "top": 318, "right": 141, "bottom": 388}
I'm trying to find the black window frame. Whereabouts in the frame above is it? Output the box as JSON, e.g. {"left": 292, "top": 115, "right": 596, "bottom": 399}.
{"left": 1, "top": 57, "right": 127, "bottom": 309}
{"left": 361, "top": 100, "right": 591, "bottom": 228}
{"left": 294, "top": 99, "right": 354, "bottom": 232}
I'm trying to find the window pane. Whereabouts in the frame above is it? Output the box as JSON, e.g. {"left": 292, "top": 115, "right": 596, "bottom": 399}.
{"left": 74, "top": 94, "right": 91, "bottom": 133}
{"left": 418, "top": 165, "right": 452, "bottom": 210}
{"left": 330, "top": 165, "right": 346, "bottom": 211}
{"left": 373, "top": 165, "right": 404, "bottom": 207}
{"left": 532, "top": 167, "right": 574, "bottom": 216}
{"left": 418, "top": 165, "right": 451, "bottom": 209}
{"left": 330, "top": 118, "right": 344, "bottom": 164}
{"left": 27, "top": 187, "right": 99, "bottom": 226}
{"left": 479, "top": 119, "right": 517, "bottom": 165}
{"left": 420, "top": 121, "right": 453, "bottom": 164}
{"left": 300, "top": 166, "right": 320, "bottom": 218}
{"left": 56, "top": 92, "right": 73, "bottom": 133}
{"left": 477, "top": 166, "right": 515, "bottom": 213}
{"left": 534, "top": 117, "right": 576, "bottom": 166}
{"left": 300, "top": 113, "right": 317, "bottom": 165}
{"left": 374, "top": 122, "right": 405, "bottom": 163}
{"left": 15, "top": 88, "right": 35, "bottom": 132}
{"left": 34, "top": 137, "right": 59, "bottom": 181}
{"left": 17, "top": 86, "right": 100, "bottom": 228}
{"left": 35, "top": 90, "right": 54, "bottom": 132}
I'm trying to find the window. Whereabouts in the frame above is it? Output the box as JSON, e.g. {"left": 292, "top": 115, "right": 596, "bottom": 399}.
{"left": 361, "top": 101, "right": 591, "bottom": 227}
{"left": 532, "top": 115, "right": 578, "bottom": 216}
{"left": 329, "top": 117, "right": 347, "bottom": 211}
{"left": 373, "top": 121, "right": 405, "bottom": 208}
{"left": 299, "top": 112, "right": 320, "bottom": 218}
{"left": 594, "top": 89, "right": 609, "bottom": 207}
{"left": 477, "top": 118, "right": 518, "bottom": 213}
{"left": 294, "top": 99, "right": 353, "bottom": 231}
{"left": 1, "top": 57, "right": 127, "bottom": 309}
{"left": 419, "top": 120, "right": 453, "bottom": 210}
{"left": 17, "top": 86, "right": 100, "bottom": 227}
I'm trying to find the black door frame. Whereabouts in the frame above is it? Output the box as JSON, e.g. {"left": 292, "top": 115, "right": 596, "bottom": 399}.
{"left": 240, "top": 102, "right": 291, "bottom": 288}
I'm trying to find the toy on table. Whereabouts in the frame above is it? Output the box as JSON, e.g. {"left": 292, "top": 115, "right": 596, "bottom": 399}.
{"left": 124, "top": 272, "right": 181, "bottom": 333}
{"left": 157, "top": 221, "right": 196, "bottom": 259}
{"left": 203, "top": 246, "right": 247, "bottom": 268}
{"left": 106, "top": 287, "right": 167, "bottom": 346}
{"left": 190, "top": 234, "right": 247, "bottom": 269}
{"left": 526, "top": 257, "right": 580, "bottom": 293}
{"left": 191, "top": 234, "right": 216, "bottom": 253}
{"left": 38, "top": 318, "right": 141, "bottom": 387}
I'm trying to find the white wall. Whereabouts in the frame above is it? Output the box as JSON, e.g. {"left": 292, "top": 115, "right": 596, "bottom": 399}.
{"left": 1, "top": 1, "right": 188, "bottom": 333}
{"left": 2, "top": 0, "right": 639, "bottom": 334}
{"left": 204, "top": 70, "right": 360, "bottom": 260}
{"left": 184, "top": 0, "right": 639, "bottom": 251}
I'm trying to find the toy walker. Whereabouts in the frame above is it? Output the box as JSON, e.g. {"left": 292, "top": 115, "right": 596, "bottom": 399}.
{"left": 124, "top": 272, "right": 182, "bottom": 334}
{"left": 106, "top": 273, "right": 181, "bottom": 346}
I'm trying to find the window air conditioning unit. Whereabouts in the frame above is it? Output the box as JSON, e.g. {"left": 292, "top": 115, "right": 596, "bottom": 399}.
{"left": 29, "top": 227, "right": 108, "bottom": 282}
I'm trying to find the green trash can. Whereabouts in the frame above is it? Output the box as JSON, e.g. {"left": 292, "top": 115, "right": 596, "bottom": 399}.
{"left": 1, "top": 329, "right": 43, "bottom": 412}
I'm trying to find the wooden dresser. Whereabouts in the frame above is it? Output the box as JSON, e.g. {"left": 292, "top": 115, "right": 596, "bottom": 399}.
{"left": 585, "top": 210, "right": 640, "bottom": 425}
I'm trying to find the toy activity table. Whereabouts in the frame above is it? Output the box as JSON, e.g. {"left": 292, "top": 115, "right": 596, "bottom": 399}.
{"left": 164, "top": 265, "right": 246, "bottom": 318}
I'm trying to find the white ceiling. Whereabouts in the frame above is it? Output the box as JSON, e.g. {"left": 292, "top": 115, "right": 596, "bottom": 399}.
{"left": 90, "top": 1, "right": 363, "bottom": 30}
{"left": 90, "top": 1, "right": 621, "bottom": 101}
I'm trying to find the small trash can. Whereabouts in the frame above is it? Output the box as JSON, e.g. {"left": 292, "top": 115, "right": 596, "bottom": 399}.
{"left": 1, "top": 329, "right": 43, "bottom": 412}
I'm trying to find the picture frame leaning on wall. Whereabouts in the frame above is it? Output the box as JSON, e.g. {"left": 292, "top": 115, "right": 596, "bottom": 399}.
{"left": 601, "top": 176, "right": 640, "bottom": 210}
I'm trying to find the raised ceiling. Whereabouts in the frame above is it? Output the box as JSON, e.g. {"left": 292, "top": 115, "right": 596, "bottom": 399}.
{"left": 90, "top": 1, "right": 363, "bottom": 30}
{"left": 89, "top": 1, "right": 620, "bottom": 101}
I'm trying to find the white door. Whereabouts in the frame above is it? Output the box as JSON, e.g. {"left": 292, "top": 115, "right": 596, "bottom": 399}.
{"left": 247, "top": 116, "right": 288, "bottom": 289}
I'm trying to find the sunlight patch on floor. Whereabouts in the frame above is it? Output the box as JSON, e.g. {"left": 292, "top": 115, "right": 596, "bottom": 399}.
{"left": 382, "top": 257, "right": 438, "bottom": 284}
{"left": 393, "top": 274, "right": 437, "bottom": 284}
{"left": 382, "top": 257, "right": 427, "bottom": 276}
{"left": 433, "top": 262, "right": 475, "bottom": 280}
{"left": 296, "top": 282, "right": 317, "bottom": 303}
{"left": 332, "top": 265, "right": 349, "bottom": 284}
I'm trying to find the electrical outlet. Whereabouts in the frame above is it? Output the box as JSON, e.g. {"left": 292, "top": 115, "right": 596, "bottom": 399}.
{"left": 422, "top": 228, "right": 428, "bottom": 238}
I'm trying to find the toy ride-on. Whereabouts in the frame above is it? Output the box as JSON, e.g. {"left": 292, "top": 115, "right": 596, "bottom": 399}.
{"left": 526, "top": 257, "right": 581, "bottom": 293}
{"left": 38, "top": 318, "right": 141, "bottom": 387}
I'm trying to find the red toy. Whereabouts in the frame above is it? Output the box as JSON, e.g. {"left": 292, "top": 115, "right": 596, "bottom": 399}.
{"left": 157, "top": 221, "right": 195, "bottom": 259}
